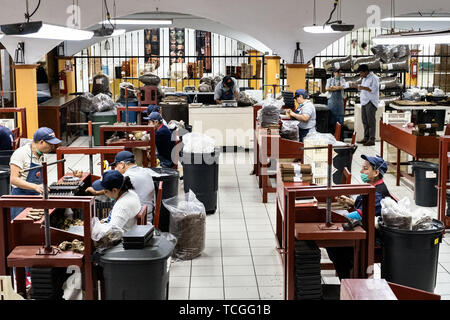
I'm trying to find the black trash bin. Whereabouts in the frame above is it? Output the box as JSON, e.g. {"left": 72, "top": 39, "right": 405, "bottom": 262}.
{"left": 411, "top": 161, "right": 438, "bottom": 207}
{"left": 333, "top": 145, "right": 357, "bottom": 184}
{"left": 0, "top": 165, "right": 11, "bottom": 197}
{"left": 380, "top": 219, "right": 444, "bottom": 293}
{"left": 151, "top": 168, "right": 179, "bottom": 232}
{"left": 99, "top": 234, "right": 175, "bottom": 300}
{"left": 180, "top": 148, "right": 220, "bottom": 214}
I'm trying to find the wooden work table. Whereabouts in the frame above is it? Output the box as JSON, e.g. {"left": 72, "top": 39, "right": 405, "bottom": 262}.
{"left": 379, "top": 120, "right": 440, "bottom": 186}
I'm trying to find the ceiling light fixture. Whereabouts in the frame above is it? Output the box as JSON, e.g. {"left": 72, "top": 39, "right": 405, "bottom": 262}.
{"left": 373, "top": 29, "right": 450, "bottom": 45}
{"left": 304, "top": 0, "right": 353, "bottom": 34}
{"left": 382, "top": 16, "right": 450, "bottom": 22}
{"left": 303, "top": 26, "right": 340, "bottom": 33}
{"left": 99, "top": 19, "right": 173, "bottom": 25}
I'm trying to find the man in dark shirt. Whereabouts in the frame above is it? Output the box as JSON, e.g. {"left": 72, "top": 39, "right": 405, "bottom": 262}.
{"left": 0, "top": 125, "right": 14, "bottom": 150}
{"left": 144, "top": 112, "right": 175, "bottom": 168}
{"left": 326, "top": 154, "right": 391, "bottom": 279}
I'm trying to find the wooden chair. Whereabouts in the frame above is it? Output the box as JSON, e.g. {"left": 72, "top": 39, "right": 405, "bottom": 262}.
{"left": 152, "top": 181, "right": 164, "bottom": 229}
{"left": 445, "top": 123, "right": 450, "bottom": 136}
{"left": 334, "top": 122, "right": 342, "bottom": 141}
{"left": 351, "top": 131, "right": 356, "bottom": 145}
{"left": 137, "top": 205, "right": 148, "bottom": 225}
{"left": 341, "top": 167, "right": 352, "bottom": 184}
{"left": 11, "top": 127, "right": 20, "bottom": 150}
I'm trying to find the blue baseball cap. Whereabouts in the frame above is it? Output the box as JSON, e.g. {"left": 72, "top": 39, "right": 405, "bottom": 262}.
{"left": 294, "top": 89, "right": 308, "bottom": 99}
{"left": 144, "top": 111, "right": 163, "bottom": 122}
{"left": 33, "top": 127, "right": 61, "bottom": 144}
{"left": 110, "top": 150, "right": 135, "bottom": 166}
{"left": 92, "top": 170, "right": 124, "bottom": 191}
{"left": 145, "top": 104, "right": 160, "bottom": 114}
{"left": 361, "top": 154, "right": 388, "bottom": 176}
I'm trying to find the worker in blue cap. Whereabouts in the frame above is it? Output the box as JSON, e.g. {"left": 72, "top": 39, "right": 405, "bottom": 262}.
{"left": 144, "top": 111, "right": 176, "bottom": 168}
{"left": 9, "top": 127, "right": 61, "bottom": 220}
{"left": 0, "top": 125, "right": 14, "bottom": 150}
{"left": 214, "top": 75, "right": 240, "bottom": 104}
{"left": 144, "top": 104, "right": 167, "bottom": 125}
{"left": 327, "top": 154, "right": 392, "bottom": 280}
{"left": 92, "top": 170, "right": 141, "bottom": 232}
{"left": 285, "top": 89, "right": 317, "bottom": 142}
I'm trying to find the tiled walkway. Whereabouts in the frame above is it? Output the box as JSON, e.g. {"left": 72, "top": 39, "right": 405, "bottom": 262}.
{"left": 41, "top": 137, "right": 450, "bottom": 300}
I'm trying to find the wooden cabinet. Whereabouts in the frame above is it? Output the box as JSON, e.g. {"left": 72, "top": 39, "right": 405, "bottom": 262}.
{"left": 38, "top": 95, "right": 81, "bottom": 146}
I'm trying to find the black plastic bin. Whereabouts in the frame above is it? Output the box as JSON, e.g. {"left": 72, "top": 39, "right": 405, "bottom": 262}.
{"left": 333, "top": 145, "right": 357, "bottom": 184}
{"left": 180, "top": 149, "right": 220, "bottom": 214}
{"left": 0, "top": 165, "right": 11, "bottom": 197}
{"left": 314, "top": 104, "right": 330, "bottom": 134}
{"left": 411, "top": 161, "right": 438, "bottom": 207}
{"left": 380, "top": 219, "right": 444, "bottom": 293}
{"left": 151, "top": 168, "right": 180, "bottom": 232}
{"left": 99, "top": 234, "right": 175, "bottom": 300}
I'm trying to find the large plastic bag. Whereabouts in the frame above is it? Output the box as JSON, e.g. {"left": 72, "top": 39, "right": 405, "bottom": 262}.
{"left": 91, "top": 217, "right": 123, "bottom": 248}
{"left": 79, "top": 92, "right": 94, "bottom": 113}
{"left": 62, "top": 272, "right": 83, "bottom": 300}
{"left": 381, "top": 56, "right": 409, "bottom": 72}
{"left": 91, "top": 93, "right": 116, "bottom": 112}
{"left": 182, "top": 132, "right": 216, "bottom": 154}
{"left": 260, "top": 97, "right": 283, "bottom": 127}
{"left": 371, "top": 45, "right": 396, "bottom": 63}
{"left": 238, "top": 91, "right": 257, "bottom": 106}
{"left": 280, "top": 120, "right": 299, "bottom": 141}
{"left": 303, "top": 131, "right": 337, "bottom": 146}
{"left": 352, "top": 56, "right": 381, "bottom": 71}
{"left": 379, "top": 76, "right": 402, "bottom": 90}
{"left": 92, "top": 73, "right": 111, "bottom": 96}
{"left": 139, "top": 72, "right": 161, "bottom": 86}
{"left": 323, "top": 55, "right": 353, "bottom": 71}
{"left": 163, "top": 190, "right": 206, "bottom": 260}
{"left": 380, "top": 197, "right": 413, "bottom": 229}
{"left": 119, "top": 82, "right": 137, "bottom": 100}
{"left": 198, "top": 83, "right": 212, "bottom": 92}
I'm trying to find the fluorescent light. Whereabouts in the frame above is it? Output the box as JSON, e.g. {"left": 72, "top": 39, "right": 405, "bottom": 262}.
{"left": 303, "top": 25, "right": 340, "bottom": 33}
{"left": 16, "top": 24, "right": 93, "bottom": 40}
{"left": 373, "top": 32, "right": 450, "bottom": 45}
{"left": 99, "top": 19, "right": 173, "bottom": 25}
{"left": 382, "top": 16, "right": 450, "bottom": 22}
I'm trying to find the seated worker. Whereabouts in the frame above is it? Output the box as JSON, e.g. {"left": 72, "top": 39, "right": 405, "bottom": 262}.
{"left": 286, "top": 89, "right": 316, "bottom": 142}
{"left": 145, "top": 112, "right": 176, "bottom": 168}
{"left": 86, "top": 151, "right": 155, "bottom": 218}
{"left": 9, "top": 127, "right": 61, "bottom": 220}
{"left": 144, "top": 104, "right": 167, "bottom": 125}
{"left": 214, "top": 75, "right": 240, "bottom": 104}
{"left": 0, "top": 125, "right": 14, "bottom": 150}
{"left": 91, "top": 170, "right": 141, "bottom": 233}
{"left": 326, "top": 154, "right": 390, "bottom": 280}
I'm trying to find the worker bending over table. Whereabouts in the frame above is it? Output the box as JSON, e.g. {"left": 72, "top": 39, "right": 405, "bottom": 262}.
{"left": 145, "top": 112, "right": 176, "bottom": 168}
{"left": 87, "top": 150, "right": 155, "bottom": 220}
{"left": 92, "top": 170, "right": 141, "bottom": 233}
{"left": 9, "top": 127, "right": 61, "bottom": 220}
{"left": 214, "top": 75, "right": 240, "bottom": 104}
{"left": 286, "top": 89, "right": 317, "bottom": 142}
{"left": 0, "top": 125, "right": 14, "bottom": 150}
{"left": 327, "top": 154, "right": 390, "bottom": 279}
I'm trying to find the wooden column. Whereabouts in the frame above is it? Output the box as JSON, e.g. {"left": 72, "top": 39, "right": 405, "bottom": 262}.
{"left": 14, "top": 64, "right": 38, "bottom": 137}
{"left": 57, "top": 57, "right": 76, "bottom": 94}
{"left": 286, "top": 64, "right": 309, "bottom": 108}
{"left": 248, "top": 50, "right": 262, "bottom": 90}
{"left": 264, "top": 56, "right": 281, "bottom": 97}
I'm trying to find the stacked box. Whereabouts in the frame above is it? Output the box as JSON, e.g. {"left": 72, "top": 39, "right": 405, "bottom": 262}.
{"left": 294, "top": 240, "right": 322, "bottom": 300}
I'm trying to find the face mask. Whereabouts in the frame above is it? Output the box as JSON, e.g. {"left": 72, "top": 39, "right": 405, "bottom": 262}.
{"left": 360, "top": 173, "right": 370, "bottom": 183}
{"left": 110, "top": 197, "right": 115, "bottom": 201}
{"left": 36, "top": 149, "right": 43, "bottom": 156}
{"left": 335, "top": 76, "right": 340, "bottom": 80}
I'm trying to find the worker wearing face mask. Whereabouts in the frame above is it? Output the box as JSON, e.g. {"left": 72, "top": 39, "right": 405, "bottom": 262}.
{"left": 286, "top": 89, "right": 316, "bottom": 142}
{"left": 326, "top": 68, "right": 347, "bottom": 137}
{"left": 327, "top": 154, "right": 391, "bottom": 280}
{"left": 9, "top": 127, "right": 61, "bottom": 220}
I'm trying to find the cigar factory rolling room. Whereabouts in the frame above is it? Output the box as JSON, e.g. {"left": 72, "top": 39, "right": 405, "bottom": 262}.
{"left": 2, "top": 0, "right": 450, "bottom": 309}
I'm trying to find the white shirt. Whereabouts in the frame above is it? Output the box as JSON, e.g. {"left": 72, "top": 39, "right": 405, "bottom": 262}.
{"left": 360, "top": 72, "right": 379, "bottom": 107}
{"left": 109, "top": 190, "right": 141, "bottom": 233}
{"left": 294, "top": 100, "right": 317, "bottom": 130}
{"left": 123, "top": 165, "right": 155, "bottom": 213}
{"left": 9, "top": 143, "right": 45, "bottom": 188}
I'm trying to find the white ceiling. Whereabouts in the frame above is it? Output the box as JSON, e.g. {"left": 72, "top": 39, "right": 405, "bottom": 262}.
{"left": 1, "top": 0, "right": 450, "bottom": 63}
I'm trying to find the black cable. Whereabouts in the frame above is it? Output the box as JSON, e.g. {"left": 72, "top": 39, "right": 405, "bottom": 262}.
{"left": 104, "top": 0, "right": 115, "bottom": 29}
{"left": 25, "top": 0, "right": 41, "bottom": 22}
{"left": 324, "top": 0, "right": 339, "bottom": 26}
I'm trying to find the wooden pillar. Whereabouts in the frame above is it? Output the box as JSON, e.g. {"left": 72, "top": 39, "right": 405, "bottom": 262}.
{"left": 14, "top": 64, "right": 38, "bottom": 137}
{"left": 286, "top": 64, "right": 309, "bottom": 107}
{"left": 264, "top": 56, "right": 281, "bottom": 97}
{"left": 248, "top": 50, "right": 262, "bottom": 90}
{"left": 57, "top": 57, "right": 76, "bottom": 94}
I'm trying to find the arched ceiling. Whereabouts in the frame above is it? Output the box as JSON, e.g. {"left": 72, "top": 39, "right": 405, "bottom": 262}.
{"left": 1, "top": 0, "right": 449, "bottom": 63}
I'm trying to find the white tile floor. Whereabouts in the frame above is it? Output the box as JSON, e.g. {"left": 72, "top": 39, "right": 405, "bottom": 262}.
{"left": 42, "top": 136, "right": 450, "bottom": 300}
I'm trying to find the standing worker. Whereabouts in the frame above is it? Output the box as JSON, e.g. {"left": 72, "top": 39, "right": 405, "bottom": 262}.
{"left": 9, "top": 127, "right": 61, "bottom": 219}
{"left": 214, "top": 75, "right": 240, "bottom": 104}
{"left": 350, "top": 64, "right": 379, "bottom": 146}
{"left": 286, "top": 89, "right": 316, "bottom": 142}
{"left": 326, "top": 68, "right": 347, "bottom": 136}
{"left": 0, "top": 125, "right": 14, "bottom": 150}
{"left": 145, "top": 112, "right": 176, "bottom": 168}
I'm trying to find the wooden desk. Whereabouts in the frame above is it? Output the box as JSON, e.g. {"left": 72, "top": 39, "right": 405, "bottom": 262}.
{"left": 38, "top": 95, "right": 81, "bottom": 146}
{"left": 278, "top": 182, "right": 376, "bottom": 300}
{"left": 437, "top": 136, "right": 450, "bottom": 228}
{"left": 99, "top": 124, "right": 156, "bottom": 168}
{"left": 379, "top": 120, "right": 440, "bottom": 186}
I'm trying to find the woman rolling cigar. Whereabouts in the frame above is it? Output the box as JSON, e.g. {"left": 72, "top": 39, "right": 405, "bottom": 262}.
{"left": 286, "top": 89, "right": 316, "bottom": 142}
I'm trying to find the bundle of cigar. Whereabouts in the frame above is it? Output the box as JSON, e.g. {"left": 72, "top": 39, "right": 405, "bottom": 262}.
{"left": 26, "top": 208, "right": 45, "bottom": 221}
{"left": 280, "top": 163, "right": 313, "bottom": 183}
{"left": 412, "top": 123, "right": 438, "bottom": 136}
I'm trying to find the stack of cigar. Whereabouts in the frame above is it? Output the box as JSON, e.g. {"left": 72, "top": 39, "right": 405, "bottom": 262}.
{"left": 280, "top": 163, "right": 313, "bottom": 183}
{"left": 412, "top": 123, "right": 438, "bottom": 136}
